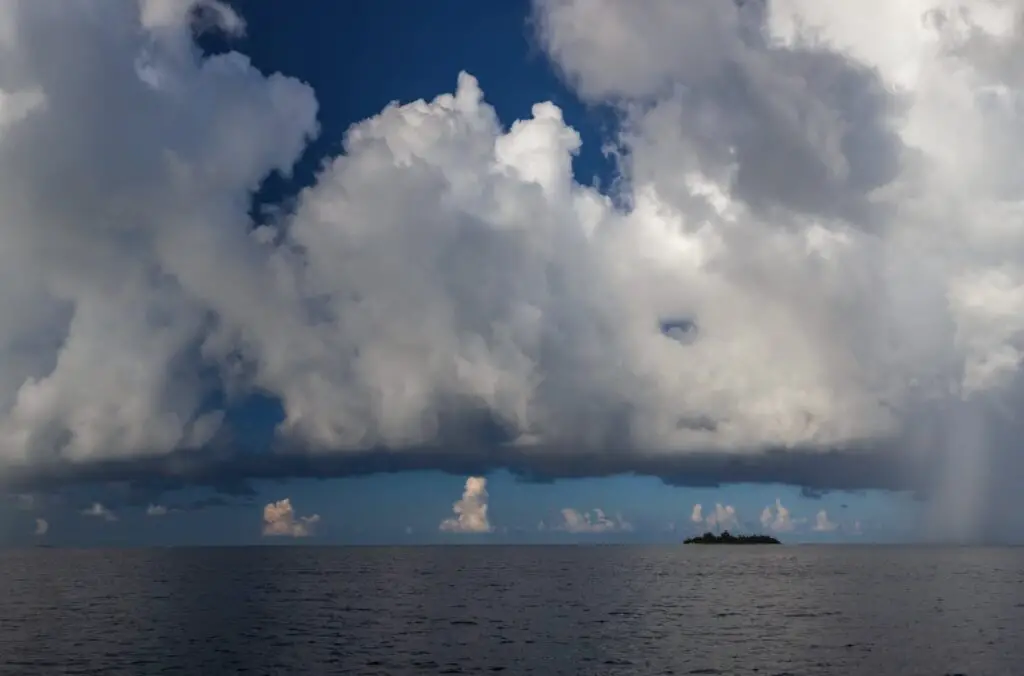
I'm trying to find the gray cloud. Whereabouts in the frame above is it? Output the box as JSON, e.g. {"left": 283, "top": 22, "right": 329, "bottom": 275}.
{"left": 0, "top": 0, "right": 1019, "bottom": 541}
{"left": 0, "top": 441, "right": 927, "bottom": 496}
{"left": 81, "top": 502, "right": 117, "bottom": 522}
{"left": 553, "top": 508, "right": 632, "bottom": 534}
{"left": 813, "top": 509, "right": 838, "bottom": 532}
{"left": 146, "top": 504, "right": 169, "bottom": 516}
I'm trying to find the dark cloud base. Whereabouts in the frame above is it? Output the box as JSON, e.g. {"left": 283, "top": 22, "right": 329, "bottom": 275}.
{"left": 0, "top": 443, "right": 926, "bottom": 498}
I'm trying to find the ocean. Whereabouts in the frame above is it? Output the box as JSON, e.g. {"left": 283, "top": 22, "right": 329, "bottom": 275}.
{"left": 0, "top": 545, "right": 1021, "bottom": 675}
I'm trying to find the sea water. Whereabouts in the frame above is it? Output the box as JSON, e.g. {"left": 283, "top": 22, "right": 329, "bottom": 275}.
{"left": 0, "top": 545, "right": 1020, "bottom": 675}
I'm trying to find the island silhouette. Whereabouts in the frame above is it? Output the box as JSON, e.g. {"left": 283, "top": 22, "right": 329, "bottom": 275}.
{"left": 683, "top": 530, "right": 781, "bottom": 545}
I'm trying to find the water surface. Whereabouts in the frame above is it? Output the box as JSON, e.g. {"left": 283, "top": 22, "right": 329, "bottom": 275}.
{"left": 1, "top": 545, "right": 1021, "bottom": 675}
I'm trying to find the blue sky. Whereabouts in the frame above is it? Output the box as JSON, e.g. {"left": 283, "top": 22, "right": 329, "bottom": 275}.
{"left": 0, "top": 0, "right": 938, "bottom": 546}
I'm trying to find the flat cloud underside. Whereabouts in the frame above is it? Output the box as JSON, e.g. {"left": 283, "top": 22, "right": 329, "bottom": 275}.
{"left": 0, "top": 445, "right": 925, "bottom": 495}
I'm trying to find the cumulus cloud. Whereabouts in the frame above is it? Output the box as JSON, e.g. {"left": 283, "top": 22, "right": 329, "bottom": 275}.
{"left": 81, "top": 502, "right": 117, "bottom": 522}
{"left": 554, "top": 508, "right": 632, "bottom": 533}
{"left": 760, "top": 499, "right": 796, "bottom": 533}
{"left": 439, "top": 476, "right": 492, "bottom": 533}
{"left": 0, "top": 0, "right": 1022, "bottom": 540}
{"left": 262, "top": 498, "right": 319, "bottom": 537}
{"left": 813, "top": 509, "right": 838, "bottom": 532}
{"left": 691, "top": 502, "right": 739, "bottom": 531}
{"left": 34, "top": 517, "right": 47, "bottom": 535}
{"left": 707, "top": 503, "right": 739, "bottom": 530}
{"left": 146, "top": 504, "right": 168, "bottom": 516}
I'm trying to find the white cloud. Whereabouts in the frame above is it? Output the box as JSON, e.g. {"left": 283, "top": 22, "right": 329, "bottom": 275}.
{"left": 81, "top": 502, "right": 117, "bottom": 522}
{"left": 439, "top": 476, "right": 492, "bottom": 533}
{"left": 146, "top": 504, "right": 168, "bottom": 516}
{"left": 554, "top": 508, "right": 633, "bottom": 534}
{"left": 813, "top": 509, "right": 838, "bottom": 532}
{"left": 691, "top": 502, "right": 739, "bottom": 530}
{"left": 706, "top": 503, "right": 739, "bottom": 530}
{"left": 34, "top": 517, "right": 48, "bottom": 535}
{"left": 760, "top": 499, "right": 796, "bottom": 533}
{"left": 262, "top": 498, "right": 320, "bottom": 538}
{"left": 0, "top": 0, "right": 1021, "bottom": 539}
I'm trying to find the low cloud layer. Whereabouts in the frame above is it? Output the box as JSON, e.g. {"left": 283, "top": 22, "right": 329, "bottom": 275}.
{"left": 691, "top": 502, "right": 739, "bottom": 531}
{"left": 760, "top": 499, "right": 797, "bottom": 533}
{"left": 554, "top": 508, "right": 632, "bottom": 534}
{"left": 439, "top": 476, "right": 492, "bottom": 533}
{"left": 262, "top": 498, "right": 320, "bottom": 537}
{"left": 146, "top": 504, "right": 169, "bottom": 516}
{"left": 690, "top": 499, "right": 851, "bottom": 536}
{"left": 0, "top": 0, "right": 1020, "bottom": 540}
{"left": 81, "top": 502, "right": 117, "bottom": 522}
{"left": 813, "top": 509, "right": 838, "bottom": 533}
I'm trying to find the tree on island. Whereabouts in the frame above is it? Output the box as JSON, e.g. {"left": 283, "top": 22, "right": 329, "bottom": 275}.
{"left": 683, "top": 530, "right": 781, "bottom": 545}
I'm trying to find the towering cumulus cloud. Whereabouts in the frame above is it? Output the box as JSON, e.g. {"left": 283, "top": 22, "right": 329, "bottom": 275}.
{"left": 0, "top": 0, "right": 1023, "bottom": 540}
{"left": 439, "top": 477, "right": 492, "bottom": 533}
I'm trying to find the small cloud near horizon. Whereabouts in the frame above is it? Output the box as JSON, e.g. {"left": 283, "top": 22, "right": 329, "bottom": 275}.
{"left": 761, "top": 499, "right": 799, "bottom": 533}
{"left": 439, "top": 476, "right": 493, "bottom": 533}
{"left": 813, "top": 509, "right": 838, "bottom": 532}
{"left": 554, "top": 508, "right": 632, "bottom": 534}
{"left": 262, "top": 498, "right": 320, "bottom": 538}
{"left": 81, "top": 502, "right": 117, "bottom": 522}
{"left": 691, "top": 503, "right": 740, "bottom": 531}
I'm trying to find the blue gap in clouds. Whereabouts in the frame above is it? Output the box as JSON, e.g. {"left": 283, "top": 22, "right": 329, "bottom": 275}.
{"left": 206, "top": 0, "right": 619, "bottom": 210}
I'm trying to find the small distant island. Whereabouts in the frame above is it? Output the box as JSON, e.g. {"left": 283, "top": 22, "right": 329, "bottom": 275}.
{"left": 683, "top": 530, "right": 781, "bottom": 545}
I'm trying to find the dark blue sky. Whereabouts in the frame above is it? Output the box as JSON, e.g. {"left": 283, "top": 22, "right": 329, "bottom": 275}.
{"left": 1, "top": 0, "right": 918, "bottom": 546}
{"left": 212, "top": 0, "right": 616, "bottom": 204}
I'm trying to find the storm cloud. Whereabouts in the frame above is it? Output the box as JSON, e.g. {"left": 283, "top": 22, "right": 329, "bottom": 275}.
{"left": 0, "top": 0, "right": 1022, "bottom": 539}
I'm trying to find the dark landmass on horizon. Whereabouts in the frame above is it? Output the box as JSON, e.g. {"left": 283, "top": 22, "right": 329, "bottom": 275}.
{"left": 684, "top": 531, "right": 781, "bottom": 545}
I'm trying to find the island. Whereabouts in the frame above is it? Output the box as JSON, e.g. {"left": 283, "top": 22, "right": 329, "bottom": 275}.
{"left": 683, "top": 530, "right": 781, "bottom": 545}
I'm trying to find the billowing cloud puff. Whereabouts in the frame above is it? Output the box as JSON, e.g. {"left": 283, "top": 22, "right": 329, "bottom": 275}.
{"left": 34, "top": 517, "right": 47, "bottom": 535}
{"left": 0, "top": 0, "right": 1021, "bottom": 541}
{"left": 554, "top": 508, "right": 632, "bottom": 533}
{"left": 813, "top": 509, "right": 838, "bottom": 532}
{"left": 706, "top": 503, "right": 739, "bottom": 531}
{"left": 262, "top": 498, "right": 319, "bottom": 537}
{"left": 146, "top": 504, "right": 169, "bottom": 516}
{"left": 760, "top": 499, "right": 796, "bottom": 533}
{"left": 439, "top": 476, "right": 492, "bottom": 533}
{"left": 691, "top": 502, "right": 739, "bottom": 531}
{"left": 81, "top": 502, "right": 117, "bottom": 522}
